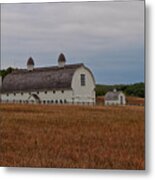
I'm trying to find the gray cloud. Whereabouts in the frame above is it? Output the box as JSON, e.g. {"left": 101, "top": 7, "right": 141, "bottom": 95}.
{"left": 1, "top": 1, "right": 144, "bottom": 84}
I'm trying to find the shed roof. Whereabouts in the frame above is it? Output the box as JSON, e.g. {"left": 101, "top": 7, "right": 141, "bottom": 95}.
{"left": 2, "top": 63, "right": 84, "bottom": 93}
{"left": 104, "top": 91, "right": 123, "bottom": 101}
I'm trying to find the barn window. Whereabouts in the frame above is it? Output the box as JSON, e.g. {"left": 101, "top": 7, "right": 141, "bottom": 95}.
{"left": 55, "top": 100, "right": 58, "bottom": 104}
{"left": 80, "top": 74, "right": 86, "bottom": 86}
{"left": 61, "top": 90, "right": 64, "bottom": 93}
{"left": 53, "top": 90, "right": 56, "bottom": 94}
{"left": 64, "top": 99, "right": 67, "bottom": 104}
{"left": 60, "top": 100, "right": 63, "bottom": 104}
{"left": 51, "top": 100, "right": 53, "bottom": 104}
{"left": 43, "top": 100, "right": 46, "bottom": 104}
{"left": 45, "top": 91, "right": 47, "bottom": 94}
{"left": 21, "top": 92, "right": 23, "bottom": 95}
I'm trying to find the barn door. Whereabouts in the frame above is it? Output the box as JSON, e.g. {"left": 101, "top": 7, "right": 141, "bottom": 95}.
{"left": 28, "top": 94, "right": 41, "bottom": 104}
{"left": 120, "top": 96, "right": 123, "bottom": 105}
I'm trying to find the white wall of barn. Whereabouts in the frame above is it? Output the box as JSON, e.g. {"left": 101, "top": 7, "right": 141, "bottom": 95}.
{"left": 38, "top": 90, "right": 73, "bottom": 103}
{"left": 71, "top": 66, "right": 96, "bottom": 104}
{"left": 1, "top": 90, "right": 73, "bottom": 104}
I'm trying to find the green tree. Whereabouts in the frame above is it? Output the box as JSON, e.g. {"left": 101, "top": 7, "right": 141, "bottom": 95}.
{"left": 0, "top": 67, "right": 14, "bottom": 80}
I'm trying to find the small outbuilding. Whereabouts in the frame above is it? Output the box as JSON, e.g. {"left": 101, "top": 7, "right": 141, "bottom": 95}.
{"left": 104, "top": 89, "right": 126, "bottom": 105}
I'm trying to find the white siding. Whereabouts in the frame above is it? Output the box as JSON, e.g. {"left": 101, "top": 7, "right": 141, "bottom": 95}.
{"left": 38, "top": 90, "right": 73, "bottom": 104}
{"left": 105, "top": 99, "right": 121, "bottom": 105}
{"left": 2, "top": 92, "right": 30, "bottom": 103}
{"left": 1, "top": 90, "right": 73, "bottom": 104}
{"left": 118, "top": 92, "right": 126, "bottom": 105}
{"left": 71, "top": 66, "right": 96, "bottom": 104}
{"left": 105, "top": 92, "right": 126, "bottom": 105}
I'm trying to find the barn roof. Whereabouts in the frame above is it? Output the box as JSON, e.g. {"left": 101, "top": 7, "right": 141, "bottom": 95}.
{"left": 104, "top": 91, "right": 123, "bottom": 101}
{"left": 1, "top": 63, "right": 84, "bottom": 93}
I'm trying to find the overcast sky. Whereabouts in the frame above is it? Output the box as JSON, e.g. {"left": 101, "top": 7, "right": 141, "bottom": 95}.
{"left": 1, "top": 1, "right": 144, "bottom": 84}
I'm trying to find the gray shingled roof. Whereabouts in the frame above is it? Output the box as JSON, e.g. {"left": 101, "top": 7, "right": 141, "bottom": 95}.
{"left": 2, "top": 63, "right": 83, "bottom": 93}
{"left": 104, "top": 91, "right": 122, "bottom": 101}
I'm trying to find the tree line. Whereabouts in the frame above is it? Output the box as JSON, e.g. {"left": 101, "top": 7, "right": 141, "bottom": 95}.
{"left": 0, "top": 67, "right": 14, "bottom": 80}
{"left": 96, "top": 83, "right": 145, "bottom": 98}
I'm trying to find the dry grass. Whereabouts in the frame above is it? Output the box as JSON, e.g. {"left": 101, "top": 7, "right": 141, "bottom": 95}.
{"left": 0, "top": 104, "right": 144, "bottom": 169}
{"left": 126, "top": 96, "right": 144, "bottom": 106}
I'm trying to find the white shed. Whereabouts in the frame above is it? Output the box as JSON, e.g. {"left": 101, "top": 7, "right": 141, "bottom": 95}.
{"left": 104, "top": 89, "right": 126, "bottom": 105}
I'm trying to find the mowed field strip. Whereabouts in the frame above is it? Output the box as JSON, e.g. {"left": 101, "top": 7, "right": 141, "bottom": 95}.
{"left": 0, "top": 104, "right": 144, "bottom": 169}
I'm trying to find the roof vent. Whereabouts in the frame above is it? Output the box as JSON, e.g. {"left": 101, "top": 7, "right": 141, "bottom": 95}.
{"left": 58, "top": 53, "right": 66, "bottom": 67}
{"left": 113, "top": 88, "right": 117, "bottom": 92}
{"left": 27, "top": 57, "right": 34, "bottom": 71}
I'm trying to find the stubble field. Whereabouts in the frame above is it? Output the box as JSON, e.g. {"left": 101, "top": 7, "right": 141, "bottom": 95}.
{"left": 0, "top": 104, "right": 144, "bottom": 169}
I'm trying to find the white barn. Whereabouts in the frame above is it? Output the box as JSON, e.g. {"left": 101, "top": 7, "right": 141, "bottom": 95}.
{"left": 104, "top": 89, "right": 126, "bottom": 105}
{"left": 0, "top": 53, "right": 96, "bottom": 105}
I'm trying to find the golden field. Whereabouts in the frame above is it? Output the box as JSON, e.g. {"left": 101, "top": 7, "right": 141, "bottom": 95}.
{"left": 0, "top": 103, "right": 145, "bottom": 169}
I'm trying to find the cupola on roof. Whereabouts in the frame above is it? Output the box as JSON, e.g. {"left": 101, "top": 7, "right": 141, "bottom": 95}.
{"left": 58, "top": 53, "right": 66, "bottom": 62}
{"left": 27, "top": 57, "right": 34, "bottom": 66}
